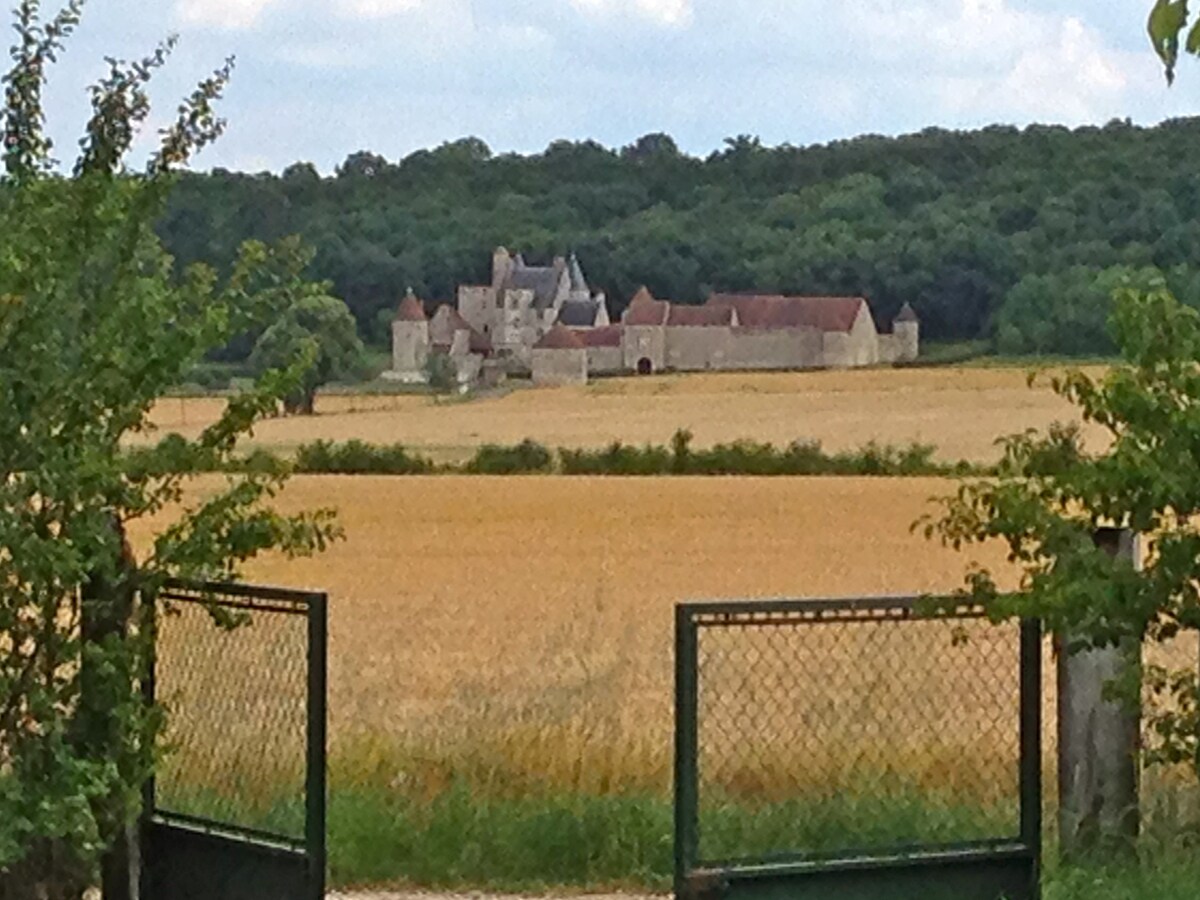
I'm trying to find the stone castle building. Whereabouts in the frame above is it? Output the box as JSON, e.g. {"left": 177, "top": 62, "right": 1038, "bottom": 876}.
{"left": 458, "top": 247, "right": 608, "bottom": 362}
{"left": 388, "top": 249, "right": 919, "bottom": 387}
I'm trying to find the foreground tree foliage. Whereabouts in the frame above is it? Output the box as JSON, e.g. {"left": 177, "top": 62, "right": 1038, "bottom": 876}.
{"left": 0, "top": 1, "right": 339, "bottom": 894}
{"left": 1150, "top": 0, "right": 1200, "bottom": 83}
{"left": 927, "top": 283, "right": 1200, "bottom": 770}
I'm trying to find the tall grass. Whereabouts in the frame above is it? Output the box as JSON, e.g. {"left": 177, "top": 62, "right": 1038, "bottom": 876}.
{"left": 162, "top": 741, "right": 1200, "bottom": 895}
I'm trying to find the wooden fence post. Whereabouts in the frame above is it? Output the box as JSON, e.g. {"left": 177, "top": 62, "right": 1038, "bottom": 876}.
{"left": 1056, "top": 527, "right": 1141, "bottom": 860}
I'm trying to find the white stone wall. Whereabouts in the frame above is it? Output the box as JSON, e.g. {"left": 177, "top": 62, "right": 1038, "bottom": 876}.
{"left": 585, "top": 345, "right": 624, "bottom": 374}
{"left": 664, "top": 326, "right": 733, "bottom": 371}
{"left": 822, "top": 305, "right": 879, "bottom": 368}
{"left": 877, "top": 334, "right": 901, "bottom": 365}
{"left": 531, "top": 348, "right": 588, "bottom": 386}
{"left": 457, "top": 286, "right": 495, "bottom": 335}
{"left": 623, "top": 326, "right": 666, "bottom": 373}
{"left": 454, "top": 353, "right": 483, "bottom": 386}
{"left": 449, "top": 329, "right": 471, "bottom": 358}
{"left": 497, "top": 288, "right": 536, "bottom": 349}
{"left": 390, "top": 320, "right": 429, "bottom": 383}
{"left": 722, "top": 328, "right": 823, "bottom": 370}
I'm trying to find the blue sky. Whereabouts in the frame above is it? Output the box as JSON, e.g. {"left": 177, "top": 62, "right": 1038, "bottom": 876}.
{"left": 31, "top": 0, "right": 1200, "bottom": 173}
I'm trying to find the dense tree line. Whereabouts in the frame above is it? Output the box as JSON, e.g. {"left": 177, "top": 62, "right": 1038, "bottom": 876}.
{"left": 158, "top": 119, "right": 1200, "bottom": 357}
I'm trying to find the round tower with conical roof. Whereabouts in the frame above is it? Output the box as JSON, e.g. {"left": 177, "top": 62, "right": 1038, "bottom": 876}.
{"left": 389, "top": 288, "right": 430, "bottom": 383}
{"left": 894, "top": 302, "right": 919, "bottom": 363}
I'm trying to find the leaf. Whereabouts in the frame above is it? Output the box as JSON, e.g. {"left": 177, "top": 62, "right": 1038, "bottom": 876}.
{"left": 1149, "top": 0, "right": 1190, "bottom": 83}
{"left": 1187, "top": 16, "right": 1200, "bottom": 53}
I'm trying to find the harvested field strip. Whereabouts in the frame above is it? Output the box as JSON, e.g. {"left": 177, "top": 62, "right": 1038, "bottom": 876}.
{"left": 142, "top": 368, "right": 1109, "bottom": 464}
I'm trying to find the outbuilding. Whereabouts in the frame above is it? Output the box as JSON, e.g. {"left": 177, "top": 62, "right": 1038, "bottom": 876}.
{"left": 531, "top": 324, "right": 588, "bottom": 386}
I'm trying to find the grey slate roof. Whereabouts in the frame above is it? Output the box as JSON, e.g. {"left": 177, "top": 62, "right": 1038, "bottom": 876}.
{"left": 506, "top": 266, "right": 563, "bottom": 310}
{"left": 557, "top": 300, "right": 599, "bottom": 327}
{"left": 568, "top": 254, "right": 589, "bottom": 294}
{"left": 895, "top": 302, "right": 919, "bottom": 323}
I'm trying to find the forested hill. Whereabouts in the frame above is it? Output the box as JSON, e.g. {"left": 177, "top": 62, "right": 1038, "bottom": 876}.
{"left": 159, "top": 119, "right": 1200, "bottom": 355}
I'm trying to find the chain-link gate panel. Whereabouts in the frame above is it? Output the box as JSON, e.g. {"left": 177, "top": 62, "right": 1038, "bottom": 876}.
{"left": 675, "top": 598, "right": 1041, "bottom": 900}
{"left": 143, "top": 581, "right": 326, "bottom": 900}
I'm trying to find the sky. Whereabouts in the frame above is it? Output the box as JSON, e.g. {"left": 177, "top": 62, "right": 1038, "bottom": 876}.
{"left": 29, "top": 0, "right": 1200, "bottom": 174}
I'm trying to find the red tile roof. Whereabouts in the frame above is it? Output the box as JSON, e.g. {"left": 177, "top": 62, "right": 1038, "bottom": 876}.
{"left": 395, "top": 290, "right": 427, "bottom": 322}
{"left": 667, "top": 305, "right": 736, "bottom": 327}
{"left": 624, "top": 287, "right": 670, "bottom": 326}
{"left": 575, "top": 325, "right": 623, "bottom": 347}
{"left": 535, "top": 323, "right": 586, "bottom": 350}
{"left": 707, "top": 294, "right": 867, "bottom": 333}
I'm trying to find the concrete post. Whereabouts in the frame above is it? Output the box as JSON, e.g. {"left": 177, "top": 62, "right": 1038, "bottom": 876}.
{"left": 1056, "top": 527, "right": 1141, "bottom": 860}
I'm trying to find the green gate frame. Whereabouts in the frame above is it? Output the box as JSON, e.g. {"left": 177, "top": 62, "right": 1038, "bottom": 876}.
{"left": 674, "top": 597, "right": 1042, "bottom": 900}
{"left": 141, "top": 580, "right": 327, "bottom": 900}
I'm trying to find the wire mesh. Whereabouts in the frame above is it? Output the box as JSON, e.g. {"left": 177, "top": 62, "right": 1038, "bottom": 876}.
{"left": 152, "top": 588, "right": 311, "bottom": 841}
{"left": 692, "top": 604, "right": 1025, "bottom": 865}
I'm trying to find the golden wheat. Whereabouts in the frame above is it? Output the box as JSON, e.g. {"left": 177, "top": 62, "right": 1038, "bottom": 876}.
{"left": 143, "top": 368, "right": 1110, "bottom": 463}
{"left": 130, "top": 475, "right": 1023, "bottom": 794}
{"left": 129, "top": 471, "right": 1200, "bottom": 817}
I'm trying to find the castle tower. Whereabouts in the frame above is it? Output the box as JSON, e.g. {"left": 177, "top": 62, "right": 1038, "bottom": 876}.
{"left": 893, "top": 302, "right": 919, "bottom": 363}
{"left": 491, "top": 246, "right": 514, "bottom": 289}
{"left": 390, "top": 288, "right": 430, "bottom": 383}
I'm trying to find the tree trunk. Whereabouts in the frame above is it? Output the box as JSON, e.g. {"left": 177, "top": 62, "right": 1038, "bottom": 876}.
{"left": 76, "top": 515, "right": 140, "bottom": 900}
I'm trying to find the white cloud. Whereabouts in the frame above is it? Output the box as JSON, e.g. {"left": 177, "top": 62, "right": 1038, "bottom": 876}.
{"left": 175, "top": 0, "right": 279, "bottom": 30}
{"left": 847, "top": 0, "right": 1131, "bottom": 123}
{"left": 335, "top": 0, "right": 424, "bottom": 20}
{"left": 571, "top": 0, "right": 693, "bottom": 28}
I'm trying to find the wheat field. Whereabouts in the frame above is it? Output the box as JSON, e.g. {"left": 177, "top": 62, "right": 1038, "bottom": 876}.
{"left": 132, "top": 475, "right": 1019, "bottom": 798}
{"left": 143, "top": 368, "right": 1109, "bottom": 463}
{"left": 131, "top": 471, "right": 1200, "bottom": 881}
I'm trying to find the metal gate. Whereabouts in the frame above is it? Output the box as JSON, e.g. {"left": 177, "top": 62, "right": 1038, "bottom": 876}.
{"left": 142, "top": 580, "right": 327, "bottom": 900}
{"left": 674, "top": 597, "right": 1042, "bottom": 900}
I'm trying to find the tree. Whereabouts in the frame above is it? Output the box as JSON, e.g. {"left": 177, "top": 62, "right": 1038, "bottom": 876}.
{"left": 251, "top": 283, "right": 366, "bottom": 414}
{"left": 926, "top": 281, "right": 1200, "bottom": 772}
{"left": 993, "top": 266, "right": 1164, "bottom": 357}
{"left": 0, "top": 1, "right": 339, "bottom": 893}
{"left": 336, "top": 149, "right": 389, "bottom": 179}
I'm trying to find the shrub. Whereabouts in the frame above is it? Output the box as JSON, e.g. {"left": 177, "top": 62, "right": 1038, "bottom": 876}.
{"left": 465, "top": 440, "right": 553, "bottom": 475}
{"left": 294, "top": 440, "right": 435, "bottom": 475}
{"left": 559, "top": 442, "right": 673, "bottom": 475}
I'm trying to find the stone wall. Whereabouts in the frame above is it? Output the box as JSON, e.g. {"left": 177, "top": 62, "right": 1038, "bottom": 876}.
{"left": 586, "top": 346, "right": 624, "bottom": 374}
{"left": 623, "top": 325, "right": 666, "bottom": 373}
{"left": 457, "top": 286, "right": 495, "bottom": 335}
{"left": 498, "top": 288, "right": 536, "bottom": 349}
{"left": 821, "top": 305, "right": 879, "bottom": 368}
{"left": 454, "top": 353, "right": 483, "bottom": 386}
{"left": 532, "top": 347, "right": 588, "bottom": 386}
{"left": 664, "top": 326, "right": 733, "bottom": 371}
{"left": 723, "top": 328, "right": 823, "bottom": 370}
{"left": 877, "top": 334, "right": 901, "bottom": 365}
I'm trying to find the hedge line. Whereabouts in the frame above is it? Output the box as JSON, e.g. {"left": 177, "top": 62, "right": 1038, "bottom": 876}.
{"left": 171, "top": 431, "right": 977, "bottom": 477}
